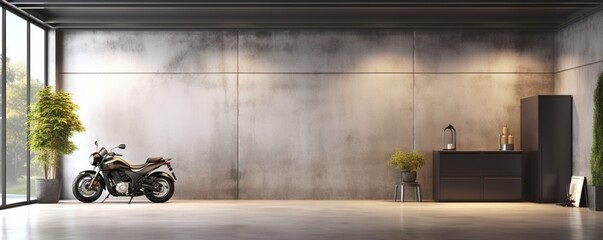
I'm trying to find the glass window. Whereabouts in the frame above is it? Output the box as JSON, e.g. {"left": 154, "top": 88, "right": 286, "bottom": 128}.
{"left": 0, "top": 9, "right": 46, "bottom": 207}
{"left": 5, "top": 11, "right": 28, "bottom": 204}
{"left": 29, "top": 24, "right": 45, "bottom": 199}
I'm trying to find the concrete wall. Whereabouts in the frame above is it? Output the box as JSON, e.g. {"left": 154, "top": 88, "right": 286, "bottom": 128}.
{"left": 47, "top": 29, "right": 57, "bottom": 87}
{"left": 60, "top": 31, "right": 240, "bottom": 200}
{"left": 413, "top": 32, "right": 554, "bottom": 201}
{"left": 59, "top": 30, "right": 554, "bottom": 200}
{"left": 555, "top": 8, "right": 603, "bottom": 181}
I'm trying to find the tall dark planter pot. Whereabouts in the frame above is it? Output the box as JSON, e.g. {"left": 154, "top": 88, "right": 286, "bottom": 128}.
{"left": 588, "top": 186, "right": 603, "bottom": 211}
{"left": 36, "top": 179, "right": 61, "bottom": 203}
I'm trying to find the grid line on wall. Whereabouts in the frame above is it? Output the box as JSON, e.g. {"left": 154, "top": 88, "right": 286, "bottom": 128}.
{"left": 59, "top": 72, "right": 414, "bottom": 75}
{"left": 553, "top": 26, "right": 558, "bottom": 75}
{"left": 412, "top": 31, "right": 416, "bottom": 151}
{"left": 410, "top": 72, "right": 554, "bottom": 74}
{"left": 60, "top": 72, "right": 241, "bottom": 75}
{"left": 59, "top": 71, "right": 555, "bottom": 75}
{"left": 555, "top": 60, "right": 603, "bottom": 74}
{"left": 236, "top": 30, "right": 240, "bottom": 200}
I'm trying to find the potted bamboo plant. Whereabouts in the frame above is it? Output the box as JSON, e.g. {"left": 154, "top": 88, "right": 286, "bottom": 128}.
{"left": 27, "top": 87, "right": 85, "bottom": 203}
{"left": 387, "top": 150, "right": 426, "bottom": 182}
{"left": 590, "top": 72, "right": 603, "bottom": 211}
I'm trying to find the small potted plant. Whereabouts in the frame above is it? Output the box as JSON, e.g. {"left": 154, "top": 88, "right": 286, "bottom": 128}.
{"left": 27, "top": 87, "right": 85, "bottom": 203}
{"left": 387, "top": 150, "right": 426, "bottom": 182}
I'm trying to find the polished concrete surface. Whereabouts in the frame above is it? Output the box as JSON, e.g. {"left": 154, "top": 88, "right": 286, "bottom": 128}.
{"left": 2, "top": 201, "right": 603, "bottom": 240}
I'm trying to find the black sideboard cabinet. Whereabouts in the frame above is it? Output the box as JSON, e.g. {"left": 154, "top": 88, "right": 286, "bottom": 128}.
{"left": 433, "top": 151, "right": 523, "bottom": 202}
{"left": 521, "top": 95, "right": 572, "bottom": 203}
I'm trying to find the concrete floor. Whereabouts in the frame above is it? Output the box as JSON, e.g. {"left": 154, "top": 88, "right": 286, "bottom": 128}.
{"left": 1, "top": 201, "right": 602, "bottom": 240}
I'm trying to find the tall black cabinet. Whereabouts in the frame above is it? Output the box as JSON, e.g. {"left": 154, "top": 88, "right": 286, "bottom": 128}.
{"left": 521, "top": 95, "right": 572, "bottom": 203}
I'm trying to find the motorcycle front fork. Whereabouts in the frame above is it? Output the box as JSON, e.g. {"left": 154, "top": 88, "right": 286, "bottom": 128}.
{"left": 88, "top": 166, "right": 101, "bottom": 190}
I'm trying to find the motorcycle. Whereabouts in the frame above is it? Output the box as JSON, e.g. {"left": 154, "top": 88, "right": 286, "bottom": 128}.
{"left": 72, "top": 141, "right": 177, "bottom": 203}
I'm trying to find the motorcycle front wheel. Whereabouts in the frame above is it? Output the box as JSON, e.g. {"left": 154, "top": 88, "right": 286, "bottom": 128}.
{"left": 72, "top": 173, "right": 103, "bottom": 203}
{"left": 145, "top": 175, "right": 175, "bottom": 203}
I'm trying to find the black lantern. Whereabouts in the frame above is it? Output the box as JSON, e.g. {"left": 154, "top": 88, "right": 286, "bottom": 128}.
{"left": 442, "top": 124, "right": 456, "bottom": 150}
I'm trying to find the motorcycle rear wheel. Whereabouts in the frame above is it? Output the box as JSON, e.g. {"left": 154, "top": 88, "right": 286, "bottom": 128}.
{"left": 145, "top": 175, "right": 175, "bottom": 203}
{"left": 72, "top": 173, "right": 103, "bottom": 203}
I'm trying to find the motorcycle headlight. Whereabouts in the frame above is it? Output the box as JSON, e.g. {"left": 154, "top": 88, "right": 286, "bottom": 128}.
{"left": 89, "top": 153, "right": 101, "bottom": 165}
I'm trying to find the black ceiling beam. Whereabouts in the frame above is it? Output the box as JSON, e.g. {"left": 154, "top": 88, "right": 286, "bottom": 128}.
{"left": 45, "top": 19, "right": 564, "bottom": 24}
{"left": 0, "top": 1, "right": 52, "bottom": 28}
{"left": 8, "top": 1, "right": 602, "bottom": 8}
{"left": 13, "top": 7, "right": 598, "bottom": 11}
{"left": 49, "top": 22, "right": 559, "bottom": 30}
{"left": 10, "top": 4, "right": 602, "bottom": 9}
{"left": 5, "top": 0, "right": 603, "bottom": 29}
{"left": 37, "top": 11, "right": 569, "bottom": 24}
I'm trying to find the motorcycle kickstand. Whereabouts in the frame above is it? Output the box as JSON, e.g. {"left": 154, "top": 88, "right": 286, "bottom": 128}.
{"left": 128, "top": 196, "right": 134, "bottom": 204}
{"left": 101, "top": 194, "right": 110, "bottom": 203}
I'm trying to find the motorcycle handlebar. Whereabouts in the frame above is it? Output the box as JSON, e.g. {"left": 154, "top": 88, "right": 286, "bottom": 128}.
{"left": 113, "top": 153, "right": 123, "bottom": 157}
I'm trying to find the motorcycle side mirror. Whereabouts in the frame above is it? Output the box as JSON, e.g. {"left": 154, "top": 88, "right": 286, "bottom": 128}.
{"left": 94, "top": 141, "right": 98, "bottom": 146}
{"left": 118, "top": 144, "right": 126, "bottom": 149}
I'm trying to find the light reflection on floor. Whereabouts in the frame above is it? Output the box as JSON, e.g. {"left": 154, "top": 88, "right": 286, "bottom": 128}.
{"left": 1, "top": 200, "right": 602, "bottom": 240}
{"left": 1, "top": 194, "right": 28, "bottom": 205}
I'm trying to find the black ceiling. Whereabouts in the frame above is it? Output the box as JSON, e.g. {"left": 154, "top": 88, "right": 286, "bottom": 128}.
{"left": 5, "top": 0, "right": 603, "bottom": 29}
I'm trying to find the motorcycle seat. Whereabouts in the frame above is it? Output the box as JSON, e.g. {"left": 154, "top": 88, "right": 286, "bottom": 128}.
{"left": 130, "top": 163, "right": 147, "bottom": 170}
{"left": 146, "top": 157, "right": 163, "bottom": 163}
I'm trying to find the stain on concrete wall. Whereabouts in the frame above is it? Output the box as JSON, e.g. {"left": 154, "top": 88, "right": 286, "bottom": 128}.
{"left": 62, "top": 31, "right": 238, "bottom": 73}
{"left": 239, "top": 31, "right": 414, "bottom": 73}
{"left": 415, "top": 31, "right": 554, "bottom": 73}
{"left": 555, "top": 8, "right": 603, "bottom": 180}
{"left": 556, "top": 10, "right": 603, "bottom": 72}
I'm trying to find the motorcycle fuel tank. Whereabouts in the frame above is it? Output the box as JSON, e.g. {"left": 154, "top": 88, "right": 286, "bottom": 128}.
{"left": 101, "top": 157, "right": 131, "bottom": 171}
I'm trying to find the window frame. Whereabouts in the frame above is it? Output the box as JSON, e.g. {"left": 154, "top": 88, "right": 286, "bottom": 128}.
{"left": 0, "top": 3, "right": 50, "bottom": 209}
